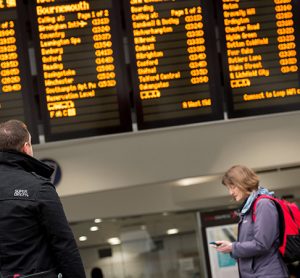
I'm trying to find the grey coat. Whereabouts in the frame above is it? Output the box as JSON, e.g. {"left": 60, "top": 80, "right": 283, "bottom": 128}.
{"left": 232, "top": 198, "right": 288, "bottom": 278}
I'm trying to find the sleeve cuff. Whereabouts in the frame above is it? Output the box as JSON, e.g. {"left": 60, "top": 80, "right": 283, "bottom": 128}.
{"left": 231, "top": 242, "right": 238, "bottom": 259}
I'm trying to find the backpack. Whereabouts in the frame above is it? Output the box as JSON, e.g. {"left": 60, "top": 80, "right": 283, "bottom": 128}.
{"left": 252, "top": 195, "right": 300, "bottom": 263}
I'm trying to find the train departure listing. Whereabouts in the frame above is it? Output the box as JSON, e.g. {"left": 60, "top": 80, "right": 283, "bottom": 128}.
{"left": 0, "top": 1, "right": 23, "bottom": 123}
{"left": 218, "top": 0, "right": 300, "bottom": 117}
{"left": 126, "top": 0, "right": 223, "bottom": 129}
{"left": 0, "top": 1, "right": 38, "bottom": 141}
{"left": 32, "top": 0, "right": 131, "bottom": 141}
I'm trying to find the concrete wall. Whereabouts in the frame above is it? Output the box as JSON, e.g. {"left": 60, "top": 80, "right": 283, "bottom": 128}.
{"left": 34, "top": 111, "right": 300, "bottom": 221}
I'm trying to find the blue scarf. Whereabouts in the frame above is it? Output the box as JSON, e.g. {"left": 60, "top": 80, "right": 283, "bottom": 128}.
{"left": 240, "top": 186, "right": 274, "bottom": 215}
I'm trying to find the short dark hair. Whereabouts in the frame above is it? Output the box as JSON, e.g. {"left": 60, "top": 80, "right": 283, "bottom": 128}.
{"left": 0, "top": 120, "right": 30, "bottom": 152}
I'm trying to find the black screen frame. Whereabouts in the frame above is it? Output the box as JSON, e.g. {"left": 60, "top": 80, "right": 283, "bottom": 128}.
{"left": 30, "top": 0, "right": 132, "bottom": 142}
{"left": 123, "top": 0, "right": 224, "bottom": 130}
{"left": 0, "top": 2, "right": 39, "bottom": 144}
{"left": 215, "top": 0, "right": 300, "bottom": 118}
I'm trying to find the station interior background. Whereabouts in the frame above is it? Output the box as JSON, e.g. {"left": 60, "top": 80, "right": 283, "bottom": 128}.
{"left": 1, "top": 0, "right": 300, "bottom": 277}
{"left": 35, "top": 111, "right": 300, "bottom": 278}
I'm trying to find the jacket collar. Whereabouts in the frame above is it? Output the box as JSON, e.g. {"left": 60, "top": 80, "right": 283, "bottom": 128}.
{"left": 0, "top": 150, "right": 54, "bottom": 179}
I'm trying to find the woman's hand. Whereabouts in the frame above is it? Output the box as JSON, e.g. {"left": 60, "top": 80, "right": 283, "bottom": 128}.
{"left": 215, "top": 240, "right": 233, "bottom": 253}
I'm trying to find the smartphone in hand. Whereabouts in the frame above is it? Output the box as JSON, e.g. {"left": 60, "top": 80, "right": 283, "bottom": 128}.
{"left": 209, "top": 241, "right": 221, "bottom": 247}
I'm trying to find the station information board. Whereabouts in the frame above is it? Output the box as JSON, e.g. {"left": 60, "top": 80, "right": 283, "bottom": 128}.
{"left": 31, "top": 0, "right": 132, "bottom": 141}
{"left": 217, "top": 0, "right": 300, "bottom": 117}
{"left": 125, "top": 0, "right": 224, "bottom": 130}
{"left": 0, "top": 1, "right": 38, "bottom": 142}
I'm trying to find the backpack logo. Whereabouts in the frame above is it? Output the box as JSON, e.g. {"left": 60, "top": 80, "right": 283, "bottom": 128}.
{"left": 14, "top": 189, "right": 29, "bottom": 197}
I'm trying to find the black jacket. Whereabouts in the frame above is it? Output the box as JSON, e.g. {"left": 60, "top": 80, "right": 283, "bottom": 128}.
{"left": 0, "top": 150, "right": 86, "bottom": 278}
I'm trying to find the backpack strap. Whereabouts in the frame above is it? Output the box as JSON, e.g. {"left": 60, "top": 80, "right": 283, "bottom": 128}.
{"left": 252, "top": 194, "right": 277, "bottom": 222}
{"left": 286, "top": 203, "right": 297, "bottom": 226}
{"left": 252, "top": 194, "right": 286, "bottom": 246}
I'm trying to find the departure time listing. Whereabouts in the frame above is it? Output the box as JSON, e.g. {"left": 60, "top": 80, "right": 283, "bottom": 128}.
{"left": 220, "top": 0, "right": 300, "bottom": 114}
{"left": 0, "top": 0, "right": 27, "bottom": 122}
{"left": 128, "top": 0, "right": 222, "bottom": 127}
{"left": 34, "top": 0, "right": 129, "bottom": 138}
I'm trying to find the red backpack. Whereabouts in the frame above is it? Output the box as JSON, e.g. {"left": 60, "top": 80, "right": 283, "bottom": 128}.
{"left": 252, "top": 195, "right": 300, "bottom": 262}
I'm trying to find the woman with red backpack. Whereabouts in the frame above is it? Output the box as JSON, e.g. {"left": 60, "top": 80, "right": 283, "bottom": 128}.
{"left": 214, "top": 165, "right": 289, "bottom": 278}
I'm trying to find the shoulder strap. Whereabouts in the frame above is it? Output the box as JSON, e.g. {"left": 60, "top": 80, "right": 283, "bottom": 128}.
{"left": 252, "top": 194, "right": 277, "bottom": 221}
{"left": 252, "top": 195, "right": 297, "bottom": 247}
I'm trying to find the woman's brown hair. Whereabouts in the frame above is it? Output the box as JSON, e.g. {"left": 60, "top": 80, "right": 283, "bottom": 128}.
{"left": 222, "top": 165, "right": 259, "bottom": 194}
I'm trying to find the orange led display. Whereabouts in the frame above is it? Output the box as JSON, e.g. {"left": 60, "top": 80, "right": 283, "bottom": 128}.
{"left": 32, "top": 0, "right": 132, "bottom": 141}
{"left": 0, "top": 20, "right": 21, "bottom": 94}
{"left": 0, "top": 1, "right": 38, "bottom": 142}
{"left": 218, "top": 0, "right": 300, "bottom": 117}
{"left": 126, "top": 0, "right": 223, "bottom": 129}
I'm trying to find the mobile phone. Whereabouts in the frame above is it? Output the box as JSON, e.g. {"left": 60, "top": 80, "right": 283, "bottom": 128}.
{"left": 209, "top": 241, "right": 221, "bottom": 246}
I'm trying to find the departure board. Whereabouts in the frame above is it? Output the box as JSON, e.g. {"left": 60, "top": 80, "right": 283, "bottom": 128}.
{"left": 125, "top": 0, "right": 223, "bottom": 130}
{"left": 217, "top": 0, "right": 300, "bottom": 117}
{"left": 31, "top": 0, "right": 132, "bottom": 141}
{"left": 0, "top": 1, "right": 38, "bottom": 142}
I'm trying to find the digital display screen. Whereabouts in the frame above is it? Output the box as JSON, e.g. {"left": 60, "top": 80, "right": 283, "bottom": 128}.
{"left": 4, "top": 0, "right": 300, "bottom": 143}
{"left": 31, "top": 0, "right": 132, "bottom": 141}
{"left": 217, "top": 0, "right": 300, "bottom": 117}
{"left": 0, "top": 1, "right": 38, "bottom": 142}
{"left": 125, "top": 0, "right": 224, "bottom": 130}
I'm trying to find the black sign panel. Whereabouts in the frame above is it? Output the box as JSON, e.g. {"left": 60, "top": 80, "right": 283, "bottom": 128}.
{"left": 217, "top": 0, "right": 300, "bottom": 117}
{"left": 200, "top": 208, "right": 239, "bottom": 278}
{"left": 31, "top": 0, "right": 132, "bottom": 141}
{"left": 124, "top": 0, "right": 224, "bottom": 130}
{"left": 0, "top": 1, "right": 38, "bottom": 143}
{"left": 201, "top": 208, "right": 239, "bottom": 228}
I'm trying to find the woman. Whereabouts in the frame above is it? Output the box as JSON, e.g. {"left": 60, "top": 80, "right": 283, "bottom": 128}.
{"left": 215, "top": 165, "right": 288, "bottom": 278}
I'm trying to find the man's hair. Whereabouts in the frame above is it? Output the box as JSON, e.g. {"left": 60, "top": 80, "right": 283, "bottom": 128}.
{"left": 222, "top": 165, "right": 259, "bottom": 194}
{"left": 0, "top": 120, "right": 30, "bottom": 152}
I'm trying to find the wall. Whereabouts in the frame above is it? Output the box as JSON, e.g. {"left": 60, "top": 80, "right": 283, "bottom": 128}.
{"left": 34, "top": 112, "right": 300, "bottom": 221}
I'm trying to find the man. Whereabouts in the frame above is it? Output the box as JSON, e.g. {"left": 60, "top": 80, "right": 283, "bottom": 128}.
{"left": 0, "top": 120, "right": 86, "bottom": 278}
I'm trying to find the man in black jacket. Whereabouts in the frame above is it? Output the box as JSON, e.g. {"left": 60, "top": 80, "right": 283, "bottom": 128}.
{"left": 0, "top": 120, "right": 86, "bottom": 278}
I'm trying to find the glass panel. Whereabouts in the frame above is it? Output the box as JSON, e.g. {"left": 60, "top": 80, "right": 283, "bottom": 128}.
{"left": 71, "top": 211, "right": 201, "bottom": 278}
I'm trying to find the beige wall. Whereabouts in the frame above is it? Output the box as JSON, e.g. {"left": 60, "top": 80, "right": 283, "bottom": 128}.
{"left": 34, "top": 111, "right": 300, "bottom": 221}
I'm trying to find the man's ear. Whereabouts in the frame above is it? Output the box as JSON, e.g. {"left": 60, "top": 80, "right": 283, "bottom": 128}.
{"left": 22, "top": 142, "right": 30, "bottom": 155}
